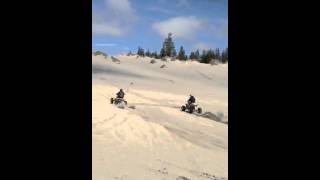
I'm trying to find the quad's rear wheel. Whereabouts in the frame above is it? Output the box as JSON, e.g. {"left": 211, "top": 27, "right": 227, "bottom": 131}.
{"left": 110, "top": 98, "right": 114, "bottom": 104}
{"left": 197, "top": 107, "right": 202, "bottom": 114}
{"left": 124, "top": 101, "right": 128, "bottom": 105}
{"left": 181, "top": 105, "right": 186, "bottom": 111}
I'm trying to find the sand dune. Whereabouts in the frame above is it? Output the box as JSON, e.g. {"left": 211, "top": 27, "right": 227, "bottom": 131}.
{"left": 92, "top": 55, "right": 228, "bottom": 180}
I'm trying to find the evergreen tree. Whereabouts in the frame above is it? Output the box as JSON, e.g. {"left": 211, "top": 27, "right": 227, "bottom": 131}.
{"left": 162, "top": 33, "right": 176, "bottom": 57}
{"left": 201, "top": 49, "right": 215, "bottom": 64}
{"left": 145, "top": 49, "right": 151, "bottom": 57}
{"left": 137, "top": 46, "right": 140, "bottom": 55}
{"left": 189, "top": 51, "right": 195, "bottom": 60}
{"left": 137, "top": 47, "right": 145, "bottom": 57}
{"left": 200, "top": 50, "right": 207, "bottom": 63}
{"left": 199, "top": 47, "right": 228, "bottom": 64}
{"left": 195, "top": 49, "right": 200, "bottom": 61}
{"left": 209, "top": 49, "right": 214, "bottom": 60}
{"left": 160, "top": 48, "right": 165, "bottom": 58}
{"left": 225, "top": 47, "right": 228, "bottom": 62}
{"left": 207, "top": 49, "right": 215, "bottom": 63}
{"left": 172, "top": 48, "right": 177, "bottom": 57}
{"left": 177, "top": 46, "right": 187, "bottom": 60}
{"left": 151, "top": 51, "right": 158, "bottom": 58}
{"left": 154, "top": 51, "right": 159, "bottom": 59}
{"left": 215, "top": 48, "right": 220, "bottom": 60}
{"left": 221, "top": 47, "right": 228, "bottom": 63}
{"left": 127, "top": 51, "right": 133, "bottom": 56}
{"left": 220, "top": 50, "right": 225, "bottom": 63}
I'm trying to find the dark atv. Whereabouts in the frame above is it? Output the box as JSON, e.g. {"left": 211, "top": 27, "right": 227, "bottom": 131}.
{"left": 110, "top": 97, "right": 127, "bottom": 105}
{"left": 181, "top": 103, "right": 202, "bottom": 114}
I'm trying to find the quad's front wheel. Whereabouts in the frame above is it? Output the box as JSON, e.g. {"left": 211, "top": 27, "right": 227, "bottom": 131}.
{"left": 181, "top": 105, "right": 186, "bottom": 111}
{"left": 110, "top": 98, "right": 114, "bottom": 104}
{"left": 124, "top": 101, "right": 128, "bottom": 105}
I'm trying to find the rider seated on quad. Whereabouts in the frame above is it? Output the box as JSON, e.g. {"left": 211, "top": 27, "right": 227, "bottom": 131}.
{"left": 116, "top": 89, "right": 125, "bottom": 99}
{"left": 187, "top": 95, "right": 196, "bottom": 105}
{"left": 110, "top": 89, "right": 127, "bottom": 105}
{"left": 181, "top": 94, "right": 202, "bottom": 114}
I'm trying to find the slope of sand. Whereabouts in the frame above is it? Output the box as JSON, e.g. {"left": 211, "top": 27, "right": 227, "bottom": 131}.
{"left": 92, "top": 55, "right": 228, "bottom": 180}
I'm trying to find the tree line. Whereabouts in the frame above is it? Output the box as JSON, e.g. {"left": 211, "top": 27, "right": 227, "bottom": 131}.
{"left": 130, "top": 33, "right": 228, "bottom": 64}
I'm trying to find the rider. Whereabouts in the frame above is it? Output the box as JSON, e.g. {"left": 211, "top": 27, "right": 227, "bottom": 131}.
{"left": 116, "top": 89, "right": 125, "bottom": 99}
{"left": 187, "top": 94, "right": 196, "bottom": 105}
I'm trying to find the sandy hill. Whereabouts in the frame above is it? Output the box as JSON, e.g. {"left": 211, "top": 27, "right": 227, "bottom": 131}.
{"left": 92, "top": 54, "right": 228, "bottom": 180}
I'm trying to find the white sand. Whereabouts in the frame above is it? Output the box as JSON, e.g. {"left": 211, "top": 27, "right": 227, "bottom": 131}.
{"left": 92, "top": 55, "right": 228, "bottom": 180}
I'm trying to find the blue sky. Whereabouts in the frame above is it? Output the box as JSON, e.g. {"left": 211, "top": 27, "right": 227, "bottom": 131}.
{"left": 93, "top": 0, "right": 228, "bottom": 55}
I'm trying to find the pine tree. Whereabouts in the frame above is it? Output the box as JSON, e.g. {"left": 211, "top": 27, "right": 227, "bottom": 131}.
{"left": 177, "top": 46, "right": 186, "bottom": 60}
{"left": 172, "top": 48, "right": 177, "bottom": 57}
{"left": 137, "top": 47, "right": 145, "bottom": 57}
{"left": 199, "top": 48, "right": 227, "bottom": 64}
{"left": 150, "top": 51, "right": 157, "bottom": 58}
{"left": 201, "top": 50, "right": 211, "bottom": 64}
{"left": 160, "top": 48, "right": 165, "bottom": 58}
{"left": 145, "top": 49, "right": 151, "bottom": 57}
{"left": 215, "top": 48, "right": 220, "bottom": 60}
{"left": 154, "top": 51, "right": 159, "bottom": 59}
{"left": 137, "top": 46, "right": 142, "bottom": 56}
{"left": 226, "top": 47, "right": 228, "bottom": 61}
{"left": 195, "top": 49, "right": 200, "bottom": 61}
{"left": 207, "top": 49, "right": 215, "bottom": 63}
{"left": 221, "top": 49, "right": 225, "bottom": 63}
{"left": 162, "top": 33, "right": 176, "bottom": 57}
{"left": 221, "top": 47, "right": 228, "bottom": 63}
{"left": 189, "top": 52, "right": 195, "bottom": 60}
{"left": 207, "top": 49, "right": 216, "bottom": 63}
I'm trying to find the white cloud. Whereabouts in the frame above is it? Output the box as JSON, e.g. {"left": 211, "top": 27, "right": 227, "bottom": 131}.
{"left": 177, "top": 0, "right": 190, "bottom": 8}
{"left": 94, "top": 43, "right": 117, "bottom": 47}
{"left": 152, "top": 16, "right": 205, "bottom": 39}
{"left": 92, "top": 23, "right": 123, "bottom": 36}
{"left": 105, "top": 0, "right": 136, "bottom": 19}
{"left": 192, "top": 42, "right": 210, "bottom": 51}
{"left": 157, "top": 0, "right": 190, "bottom": 7}
{"left": 206, "top": 18, "right": 228, "bottom": 39}
{"left": 92, "top": 0, "right": 137, "bottom": 36}
{"left": 147, "top": 7, "right": 176, "bottom": 15}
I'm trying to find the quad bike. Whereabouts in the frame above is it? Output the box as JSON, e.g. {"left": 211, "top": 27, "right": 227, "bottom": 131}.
{"left": 181, "top": 103, "right": 202, "bottom": 114}
{"left": 110, "top": 97, "right": 127, "bottom": 105}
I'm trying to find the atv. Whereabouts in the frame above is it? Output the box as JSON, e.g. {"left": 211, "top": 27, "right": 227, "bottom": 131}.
{"left": 181, "top": 103, "right": 202, "bottom": 114}
{"left": 110, "top": 97, "right": 127, "bottom": 106}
